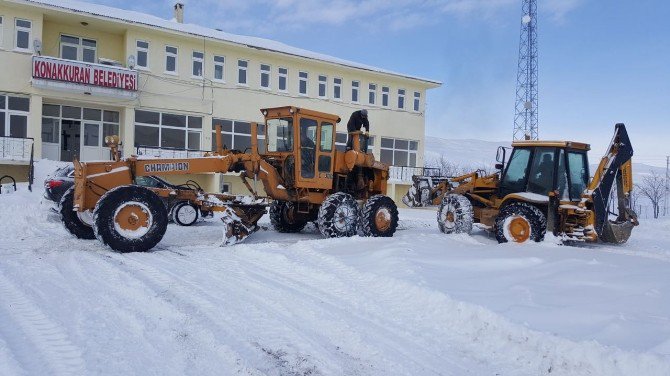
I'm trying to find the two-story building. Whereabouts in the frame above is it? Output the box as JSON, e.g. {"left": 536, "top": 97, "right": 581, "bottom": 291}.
{"left": 0, "top": 0, "right": 441, "bottom": 200}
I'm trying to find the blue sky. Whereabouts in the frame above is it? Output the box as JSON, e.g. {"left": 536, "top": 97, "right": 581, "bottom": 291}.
{"left": 87, "top": 0, "right": 668, "bottom": 166}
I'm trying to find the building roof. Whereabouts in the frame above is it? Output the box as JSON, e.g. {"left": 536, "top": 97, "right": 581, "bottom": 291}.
{"left": 18, "top": 0, "right": 442, "bottom": 86}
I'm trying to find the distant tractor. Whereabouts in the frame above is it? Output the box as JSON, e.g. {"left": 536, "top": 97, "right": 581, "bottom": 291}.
{"left": 403, "top": 124, "right": 638, "bottom": 244}
{"left": 61, "top": 106, "right": 398, "bottom": 252}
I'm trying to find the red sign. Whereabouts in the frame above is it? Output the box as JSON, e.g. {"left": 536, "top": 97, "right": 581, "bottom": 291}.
{"left": 32, "top": 56, "right": 137, "bottom": 91}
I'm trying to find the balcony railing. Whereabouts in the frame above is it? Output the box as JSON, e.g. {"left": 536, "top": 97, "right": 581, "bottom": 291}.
{"left": 389, "top": 166, "right": 441, "bottom": 182}
{"left": 0, "top": 136, "right": 34, "bottom": 162}
{"left": 135, "top": 145, "right": 207, "bottom": 159}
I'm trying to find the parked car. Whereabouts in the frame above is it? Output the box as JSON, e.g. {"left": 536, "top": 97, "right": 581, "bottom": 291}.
{"left": 44, "top": 165, "right": 210, "bottom": 226}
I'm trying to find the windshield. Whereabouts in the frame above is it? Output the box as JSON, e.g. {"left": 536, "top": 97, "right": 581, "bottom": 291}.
{"left": 266, "top": 117, "right": 293, "bottom": 152}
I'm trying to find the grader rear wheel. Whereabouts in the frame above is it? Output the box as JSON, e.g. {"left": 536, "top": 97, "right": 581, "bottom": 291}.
{"left": 360, "top": 195, "right": 398, "bottom": 237}
{"left": 93, "top": 185, "right": 168, "bottom": 253}
{"left": 317, "top": 192, "right": 359, "bottom": 238}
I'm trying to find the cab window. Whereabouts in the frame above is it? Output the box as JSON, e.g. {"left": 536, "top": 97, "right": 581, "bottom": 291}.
{"left": 500, "top": 148, "right": 531, "bottom": 194}
{"left": 567, "top": 151, "right": 589, "bottom": 200}
{"left": 320, "top": 122, "right": 333, "bottom": 152}
{"left": 527, "top": 147, "right": 556, "bottom": 195}
{"left": 266, "top": 117, "right": 293, "bottom": 152}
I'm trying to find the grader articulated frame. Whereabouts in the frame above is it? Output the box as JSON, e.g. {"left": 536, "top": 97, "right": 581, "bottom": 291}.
{"left": 403, "top": 123, "right": 638, "bottom": 244}
{"left": 62, "top": 106, "right": 398, "bottom": 252}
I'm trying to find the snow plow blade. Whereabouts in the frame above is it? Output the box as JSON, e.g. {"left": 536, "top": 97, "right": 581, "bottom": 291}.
{"left": 220, "top": 204, "right": 267, "bottom": 246}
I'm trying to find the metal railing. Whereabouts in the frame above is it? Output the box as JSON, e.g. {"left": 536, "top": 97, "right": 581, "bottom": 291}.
{"left": 389, "top": 166, "right": 442, "bottom": 182}
{"left": 0, "top": 136, "right": 34, "bottom": 161}
{"left": 135, "top": 145, "right": 208, "bottom": 159}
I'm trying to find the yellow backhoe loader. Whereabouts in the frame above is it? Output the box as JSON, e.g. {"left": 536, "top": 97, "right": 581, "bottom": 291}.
{"left": 403, "top": 124, "right": 638, "bottom": 244}
{"left": 60, "top": 106, "right": 398, "bottom": 252}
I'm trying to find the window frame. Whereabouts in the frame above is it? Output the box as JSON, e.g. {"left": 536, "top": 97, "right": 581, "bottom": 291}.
{"left": 351, "top": 80, "right": 360, "bottom": 103}
{"left": 211, "top": 118, "right": 265, "bottom": 153}
{"left": 381, "top": 86, "right": 389, "bottom": 107}
{"left": 191, "top": 50, "right": 204, "bottom": 79}
{"left": 14, "top": 18, "right": 32, "bottom": 52}
{"left": 379, "top": 137, "right": 418, "bottom": 167}
{"left": 59, "top": 34, "right": 97, "bottom": 63}
{"left": 1, "top": 94, "right": 30, "bottom": 138}
{"left": 333, "top": 77, "right": 342, "bottom": 101}
{"left": 397, "top": 89, "right": 406, "bottom": 109}
{"left": 164, "top": 45, "right": 178, "bottom": 75}
{"left": 136, "top": 40, "right": 149, "bottom": 70}
{"left": 368, "top": 83, "right": 377, "bottom": 106}
{"left": 298, "top": 71, "right": 309, "bottom": 96}
{"left": 260, "top": 63, "right": 271, "bottom": 90}
{"left": 318, "top": 75, "right": 328, "bottom": 99}
{"left": 277, "top": 67, "right": 288, "bottom": 93}
{"left": 134, "top": 110, "right": 203, "bottom": 151}
{"left": 413, "top": 91, "right": 421, "bottom": 112}
{"left": 213, "top": 55, "right": 225, "bottom": 82}
{"left": 237, "top": 59, "right": 248, "bottom": 86}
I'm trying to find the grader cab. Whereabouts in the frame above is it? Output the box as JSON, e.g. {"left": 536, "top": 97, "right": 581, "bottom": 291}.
{"left": 60, "top": 106, "right": 398, "bottom": 253}
{"left": 404, "top": 123, "right": 638, "bottom": 244}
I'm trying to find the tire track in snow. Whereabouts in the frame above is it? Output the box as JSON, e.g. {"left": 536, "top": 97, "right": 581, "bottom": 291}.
{"left": 0, "top": 272, "right": 86, "bottom": 376}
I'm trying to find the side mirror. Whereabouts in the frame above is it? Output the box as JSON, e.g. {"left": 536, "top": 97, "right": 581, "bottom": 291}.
{"left": 496, "top": 146, "right": 505, "bottom": 163}
{"left": 495, "top": 163, "right": 504, "bottom": 170}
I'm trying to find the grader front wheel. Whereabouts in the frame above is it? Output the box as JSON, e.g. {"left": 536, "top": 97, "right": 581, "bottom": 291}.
{"left": 93, "top": 185, "right": 168, "bottom": 253}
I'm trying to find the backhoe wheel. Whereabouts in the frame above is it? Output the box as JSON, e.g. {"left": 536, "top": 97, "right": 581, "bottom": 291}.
{"left": 317, "top": 192, "right": 359, "bottom": 238}
{"left": 270, "top": 200, "right": 307, "bottom": 233}
{"left": 495, "top": 202, "right": 546, "bottom": 244}
{"left": 172, "top": 201, "right": 199, "bottom": 226}
{"left": 360, "top": 195, "right": 399, "bottom": 237}
{"left": 59, "top": 187, "right": 96, "bottom": 240}
{"left": 437, "top": 194, "right": 473, "bottom": 234}
{"left": 93, "top": 185, "right": 168, "bottom": 253}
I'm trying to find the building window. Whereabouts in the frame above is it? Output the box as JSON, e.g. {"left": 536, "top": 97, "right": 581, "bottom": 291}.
{"left": 134, "top": 110, "right": 202, "bottom": 150}
{"left": 381, "top": 86, "right": 389, "bottom": 107}
{"left": 213, "top": 55, "right": 225, "bottom": 81}
{"left": 136, "top": 40, "right": 149, "bottom": 69}
{"left": 40, "top": 104, "right": 120, "bottom": 149}
{"left": 298, "top": 71, "right": 308, "bottom": 95}
{"left": 368, "top": 83, "right": 377, "bottom": 105}
{"left": 60, "top": 35, "right": 97, "bottom": 63}
{"left": 335, "top": 132, "right": 374, "bottom": 153}
{"left": 165, "top": 46, "right": 178, "bottom": 74}
{"left": 278, "top": 67, "right": 288, "bottom": 92}
{"left": 14, "top": 19, "right": 31, "bottom": 51}
{"left": 211, "top": 118, "right": 265, "bottom": 153}
{"left": 318, "top": 75, "right": 327, "bottom": 98}
{"left": 351, "top": 80, "right": 359, "bottom": 103}
{"left": 333, "top": 77, "right": 342, "bottom": 100}
{"left": 0, "top": 94, "right": 29, "bottom": 138}
{"left": 413, "top": 92, "right": 421, "bottom": 111}
{"left": 260, "top": 64, "right": 271, "bottom": 89}
{"left": 192, "top": 51, "right": 204, "bottom": 78}
{"left": 398, "top": 89, "right": 405, "bottom": 109}
{"left": 237, "top": 60, "right": 248, "bottom": 85}
{"left": 380, "top": 137, "right": 418, "bottom": 167}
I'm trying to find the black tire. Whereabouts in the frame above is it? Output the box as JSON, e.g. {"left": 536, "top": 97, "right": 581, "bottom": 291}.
{"left": 172, "top": 201, "right": 199, "bottom": 226}
{"left": 269, "top": 200, "right": 307, "bottom": 233}
{"left": 494, "top": 202, "right": 546, "bottom": 243}
{"left": 437, "top": 194, "right": 473, "bottom": 234}
{"left": 360, "top": 195, "right": 399, "bottom": 237}
{"left": 59, "top": 187, "right": 96, "bottom": 239}
{"left": 317, "top": 192, "right": 359, "bottom": 238}
{"left": 93, "top": 185, "right": 168, "bottom": 253}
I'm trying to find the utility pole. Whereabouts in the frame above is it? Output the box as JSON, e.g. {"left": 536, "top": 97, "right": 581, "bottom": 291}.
{"left": 513, "top": 0, "right": 538, "bottom": 140}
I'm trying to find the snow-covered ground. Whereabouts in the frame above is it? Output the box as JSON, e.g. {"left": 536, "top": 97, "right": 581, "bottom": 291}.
{"left": 0, "top": 160, "right": 669, "bottom": 375}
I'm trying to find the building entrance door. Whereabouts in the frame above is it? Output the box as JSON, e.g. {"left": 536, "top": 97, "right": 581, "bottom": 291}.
{"left": 60, "top": 120, "right": 81, "bottom": 162}
{"left": 82, "top": 121, "right": 103, "bottom": 161}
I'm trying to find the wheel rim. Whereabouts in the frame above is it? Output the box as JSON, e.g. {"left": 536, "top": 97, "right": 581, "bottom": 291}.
{"left": 334, "top": 205, "right": 356, "bottom": 233}
{"left": 506, "top": 216, "right": 531, "bottom": 242}
{"left": 440, "top": 203, "right": 457, "bottom": 230}
{"left": 374, "top": 207, "right": 392, "bottom": 232}
{"left": 113, "top": 202, "right": 152, "bottom": 239}
{"left": 177, "top": 205, "right": 197, "bottom": 224}
{"left": 77, "top": 210, "right": 94, "bottom": 227}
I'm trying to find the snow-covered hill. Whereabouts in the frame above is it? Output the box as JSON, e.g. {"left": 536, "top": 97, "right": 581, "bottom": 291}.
{"left": 0, "top": 160, "right": 668, "bottom": 375}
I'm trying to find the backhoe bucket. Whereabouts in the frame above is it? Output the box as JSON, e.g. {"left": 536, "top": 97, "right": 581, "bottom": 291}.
{"left": 598, "top": 209, "right": 639, "bottom": 244}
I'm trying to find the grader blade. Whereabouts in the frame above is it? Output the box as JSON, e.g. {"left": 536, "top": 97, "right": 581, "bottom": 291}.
{"left": 220, "top": 204, "right": 267, "bottom": 246}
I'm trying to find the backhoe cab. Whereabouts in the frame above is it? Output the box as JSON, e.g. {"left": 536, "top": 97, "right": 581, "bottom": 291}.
{"left": 404, "top": 124, "right": 638, "bottom": 244}
{"left": 62, "top": 106, "right": 398, "bottom": 253}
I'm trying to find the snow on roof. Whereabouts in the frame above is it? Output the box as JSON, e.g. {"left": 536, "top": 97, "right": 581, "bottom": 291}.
{"left": 20, "top": 0, "right": 442, "bottom": 86}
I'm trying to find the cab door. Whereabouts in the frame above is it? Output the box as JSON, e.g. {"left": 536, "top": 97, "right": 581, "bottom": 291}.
{"left": 315, "top": 120, "right": 335, "bottom": 188}
{"left": 296, "top": 116, "right": 335, "bottom": 189}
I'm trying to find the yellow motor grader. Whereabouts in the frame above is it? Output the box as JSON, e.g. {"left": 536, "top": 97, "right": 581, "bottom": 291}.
{"left": 403, "top": 124, "right": 638, "bottom": 244}
{"left": 60, "top": 106, "right": 398, "bottom": 252}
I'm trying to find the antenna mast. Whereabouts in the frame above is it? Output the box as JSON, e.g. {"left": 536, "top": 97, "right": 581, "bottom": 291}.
{"left": 513, "top": 0, "right": 538, "bottom": 140}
